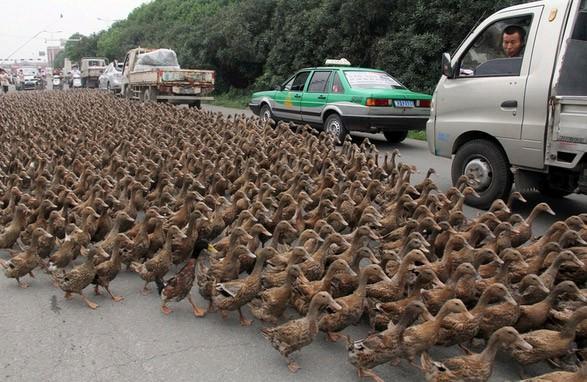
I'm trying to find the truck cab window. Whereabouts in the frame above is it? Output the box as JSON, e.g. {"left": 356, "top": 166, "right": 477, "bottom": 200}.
{"left": 458, "top": 15, "right": 532, "bottom": 77}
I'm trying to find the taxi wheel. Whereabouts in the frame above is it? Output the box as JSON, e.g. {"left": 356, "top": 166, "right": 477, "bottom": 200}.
{"left": 324, "top": 114, "right": 347, "bottom": 145}
{"left": 260, "top": 104, "right": 273, "bottom": 123}
{"left": 383, "top": 131, "right": 408, "bottom": 144}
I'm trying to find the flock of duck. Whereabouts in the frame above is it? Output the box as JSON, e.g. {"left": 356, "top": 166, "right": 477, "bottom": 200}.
{"left": 0, "top": 90, "right": 586, "bottom": 381}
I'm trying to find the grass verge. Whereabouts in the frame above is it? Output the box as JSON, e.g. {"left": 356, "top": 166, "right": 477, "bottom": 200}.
{"left": 408, "top": 130, "right": 426, "bottom": 141}
{"left": 206, "top": 89, "right": 251, "bottom": 109}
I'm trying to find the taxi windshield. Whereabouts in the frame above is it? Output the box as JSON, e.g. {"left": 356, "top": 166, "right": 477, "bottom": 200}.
{"left": 343, "top": 71, "right": 405, "bottom": 89}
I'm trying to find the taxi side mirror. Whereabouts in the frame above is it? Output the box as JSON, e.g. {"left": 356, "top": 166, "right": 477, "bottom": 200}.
{"left": 273, "top": 84, "right": 282, "bottom": 91}
{"left": 442, "top": 53, "right": 455, "bottom": 78}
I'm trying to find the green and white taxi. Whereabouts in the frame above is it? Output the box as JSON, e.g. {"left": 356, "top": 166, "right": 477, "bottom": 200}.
{"left": 249, "top": 59, "right": 432, "bottom": 143}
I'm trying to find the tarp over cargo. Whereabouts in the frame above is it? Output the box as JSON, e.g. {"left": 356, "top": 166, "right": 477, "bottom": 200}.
{"left": 135, "top": 49, "right": 180, "bottom": 71}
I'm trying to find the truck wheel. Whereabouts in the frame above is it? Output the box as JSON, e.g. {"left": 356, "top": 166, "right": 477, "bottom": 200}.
{"left": 324, "top": 114, "right": 347, "bottom": 145}
{"left": 383, "top": 131, "right": 408, "bottom": 144}
{"left": 143, "top": 87, "right": 158, "bottom": 102}
{"left": 188, "top": 100, "right": 201, "bottom": 109}
{"left": 452, "top": 139, "right": 512, "bottom": 209}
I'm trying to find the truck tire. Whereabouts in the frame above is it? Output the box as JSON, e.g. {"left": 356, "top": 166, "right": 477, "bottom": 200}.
{"left": 383, "top": 131, "right": 408, "bottom": 144}
{"left": 188, "top": 100, "right": 201, "bottom": 109}
{"left": 143, "top": 87, "right": 158, "bottom": 102}
{"left": 451, "top": 139, "right": 512, "bottom": 209}
{"left": 324, "top": 114, "right": 347, "bottom": 145}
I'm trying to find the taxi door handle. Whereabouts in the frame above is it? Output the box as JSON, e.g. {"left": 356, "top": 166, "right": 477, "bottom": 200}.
{"left": 318, "top": 95, "right": 326, "bottom": 100}
{"left": 294, "top": 94, "right": 301, "bottom": 98}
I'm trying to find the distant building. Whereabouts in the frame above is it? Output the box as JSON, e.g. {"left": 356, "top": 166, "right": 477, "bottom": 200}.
{"left": 47, "top": 46, "right": 63, "bottom": 68}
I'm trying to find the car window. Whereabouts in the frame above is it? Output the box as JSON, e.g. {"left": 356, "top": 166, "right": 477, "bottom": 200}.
{"left": 458, "top": 15, "right": 532, "bottom": 77}
{"left": 291, "top": 71, "right": 310, "bottom": 92}
{"left": 344, "top": 71, "right": 404, "bottom": 89}
{"left": 307, "top": 71, "right": 332, "bottom": 93}
{"left": 331, "top": 72, "right": 344, "bottom": 93}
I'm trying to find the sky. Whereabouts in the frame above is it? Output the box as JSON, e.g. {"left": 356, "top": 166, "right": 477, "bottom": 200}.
{"left": 0, "top": 0, "right": 151, "bottom": 61}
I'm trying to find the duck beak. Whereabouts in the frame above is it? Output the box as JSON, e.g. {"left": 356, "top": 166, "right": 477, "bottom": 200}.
{"left": 464, "top": 310, "right": 475, "bottom": 320}
{"left": 207, "top": 244, "right": 218, "bottom": 254}
{"left": 573, "top": 259, "right": 585, "bottom": 268}
{"left": 505, "top": 293, "right": 518, "bottom": 306}
{"left": 495, "top": 256, "right": 505, "bottom": 265}
{"left": 245, "top": 250, "right": 257, "bottom": 259}
{"left": 432, "top": 279, "right": 445, "bottom": 289}
{"left": 515, "top": 338, "right": 533, "bottom": 352}
{"left": 369, "top": 232, "right": 380, "bottom": 241}
{"left": 576, "top": 238, "right": 587, "bottom": 246}
{"left": 328, "top": 300, "right": 342, "bottom": 312}
{"left": 546, "top": 207, "right": 555, "bottom": 215}
{"left": 503, "top": 206, "right": 511, "bottom": 214}
{"left": 368, "top": 253, "right": 381, "bottom": 265}
{"left": 244, "top": 233, "right": 254, "bottom": 241}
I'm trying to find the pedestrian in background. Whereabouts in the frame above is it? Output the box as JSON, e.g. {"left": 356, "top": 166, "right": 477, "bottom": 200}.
{"left": 0, "top": 69, "right": 9, "bottom": 94}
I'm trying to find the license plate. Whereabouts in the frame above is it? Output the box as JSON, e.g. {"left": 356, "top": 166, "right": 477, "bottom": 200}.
{"left": 394, "top": 100, "right": 415, "bottom": 108}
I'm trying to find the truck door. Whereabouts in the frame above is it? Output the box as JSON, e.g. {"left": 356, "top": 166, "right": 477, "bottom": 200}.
{"left": 273, "top": 71, "right": 310, "bottom": 122}
{"left": 301, "top": 70, "right": 332, "bottom": 124}
{"left": 433, "top": 7, "right": 542, "bottom": 147}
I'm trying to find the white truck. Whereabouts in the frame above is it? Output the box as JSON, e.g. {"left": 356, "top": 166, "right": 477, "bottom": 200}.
{"left": 427, "top": 0, "right": 587, "bottom": 208}
{"left": 80, "top": 57, "right": 108, "bottom": 88}
{"left": 120, "top": 48, "right": 215, "bottom": 107}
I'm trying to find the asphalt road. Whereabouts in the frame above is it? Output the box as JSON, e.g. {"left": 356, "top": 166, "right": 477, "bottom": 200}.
{"left": 0, "top": 101, "right": 584, "bottom": 382}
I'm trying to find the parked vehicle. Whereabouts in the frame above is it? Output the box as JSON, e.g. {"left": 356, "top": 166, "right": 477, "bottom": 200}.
{"left": 427, "top": 0, "right": 587, "bottom": 208}
{"left": 71, "top": 73, "right": 83, "bottom": 89}
{"left": 19, "top": 67, "right": 40, "bottom": 90}
{"left": 99, "top": 62, "right": 123, "bottom": 91}
{"left": 120, "top": 48, "right": 215, "bottom": 107}
{"left": 249, "top": 59, "right": 432, "bottom": 143}
{"left": 80, "top": 57, "right": 108, "bottom": 88}
{"left": 52, "top": 75, "right": 62, "bottom": 90}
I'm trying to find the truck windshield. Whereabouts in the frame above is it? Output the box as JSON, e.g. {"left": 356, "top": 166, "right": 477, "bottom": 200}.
{"left": 88, "top": 60, "right": 104, "bottom": 67}
{"left": 343, "top": 71, "right": 405, "bottom": 89}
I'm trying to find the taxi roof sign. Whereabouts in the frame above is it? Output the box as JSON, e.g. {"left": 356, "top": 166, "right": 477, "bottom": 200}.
{"left": 324, "top": 58, "right": 351, "bottom": 66}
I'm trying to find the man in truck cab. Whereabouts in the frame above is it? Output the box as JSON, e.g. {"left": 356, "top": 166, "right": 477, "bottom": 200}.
{"left": 502, "top": 25, "right": 526, "bottom": 58}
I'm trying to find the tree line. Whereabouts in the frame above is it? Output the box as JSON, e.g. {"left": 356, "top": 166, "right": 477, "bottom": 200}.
{"left": 55, "top": 0, "right": 522, "bottom": 93}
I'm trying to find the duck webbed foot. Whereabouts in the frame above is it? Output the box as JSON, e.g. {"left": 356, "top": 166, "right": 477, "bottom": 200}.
{"left": 188, "top": 295, "right": 206, "bottom": 317}
{"left": 141, "top": 282, "right": 151, "bottom": 295}
{"left": 238, "top": 308, "right": 253, "bottom": 326}
{"left": 325, "top": 331, "right": 343, "bottom": 342}
{"left": 161, "top": 303, "right": 173, "bottom": 315}
{"left": 16, "top": 278, "right": 30, "bottom": 288}
{"left": 79, "top": 291, "right": 99, "bottom": 310}
{"left": 358, "top": 367, "right": 385, "bottom": 382}
{"left": 105, "top": 286, "right": 124, "bottom": 302}
{"left": 287, "top": 357, "right": 301, "bottom": 373}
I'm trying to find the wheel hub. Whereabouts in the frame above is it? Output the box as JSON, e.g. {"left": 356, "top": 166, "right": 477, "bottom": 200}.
{"left": 464, "top": 158, "right": 492, "bottom": 190}
{"left": 262, "top": 109, "right": 271, "bottom": 121}
{"left": 327, "top": 120, "right": 341, "bottom": 137}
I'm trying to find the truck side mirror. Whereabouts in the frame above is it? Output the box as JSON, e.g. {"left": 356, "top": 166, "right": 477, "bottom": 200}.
{"left": 442, "top": 53, "right": 454, "bottom": 78}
